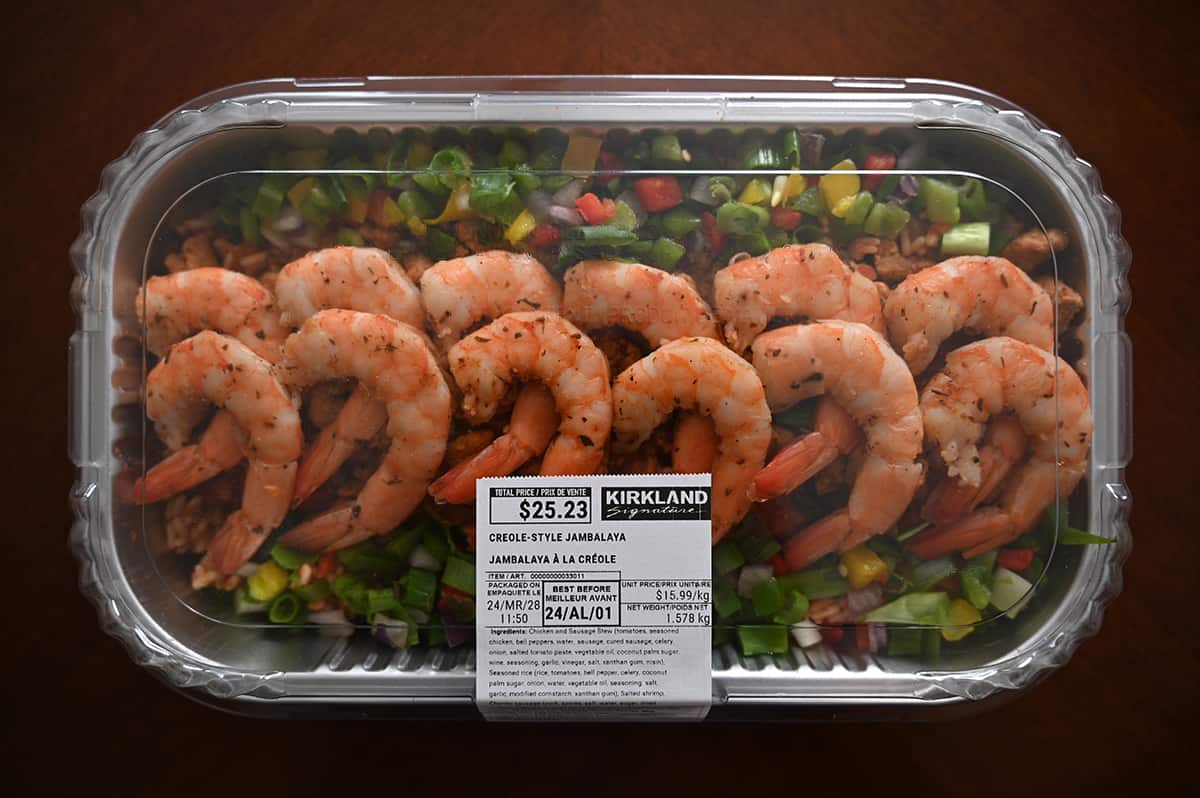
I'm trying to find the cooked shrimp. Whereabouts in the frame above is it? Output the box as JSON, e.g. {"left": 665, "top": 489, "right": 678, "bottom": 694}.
{"left": 750, "top": 321, "right": 923, "bottom": 566}
{"left": 420, "top": 251, "right": 562, "bottom": 348}
{"left": 907, "top": 337, "right": 1092, "bottom": 559}
{"left": 137, "top": 267, "right": 288, "bottom": 362}
{"left": 429, "top": 383, "right": 558, "bottom": 504}
{"left": 134, "top": 270, "right": 289, "bottom": 504}
{"left": 274, "top": 246, "right": 424, "bottom": 329}
{"left": 751, "top": 397, "right": 862, "bottom": 501}
{"left": 612, "top": 337, "right": 771, "bottom": 540}
{"left": 713, "top": 244, "right": 884, "bottom": 353}
{"left": 436, "top": 312, "right": 611, "bottom": 491}
{"left": 672, "top": 413, "right": 719, "bottom": 475}
{"left": 274, "top": 247, "right": 428, "bottom": 506}
{"left": 562, "top": 260, "right": 720, "bottom": 346}
{"left": 276, "top": 310, "right": 451, "bottom": 551}
{"left": 883, "top": 256, "right": 1055, "bottom": 373}
{"left": 921, "top": 415, "right": 1026, "bottom": 525}
{"left": 144, "top": 331, "right": 301, "bottom": 583}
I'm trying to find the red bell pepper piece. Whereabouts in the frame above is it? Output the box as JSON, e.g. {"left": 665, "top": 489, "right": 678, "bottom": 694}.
{"left": 769, "top": 206, "right": 803, "bottom": 231}
{"left": 633, "top": 176, "right": 683, "bottom": 212}
{"left": 366, "top": 189, "right": 390, "bottom": 226}
{"left": 575, "top": 192, "right": 616, "bottom": 224}
{"left": 769, "top": 553, "right": 789, "bottom": 576}
{"left": 701, "top": 211, "right": 724, "bottom": 250}
{"left": 997, "top": 547, "right": 1035, "bottom": 572}
{"left": 438, "top": 585, "right": 476, "bottom": 623}
{"left": 854, "top": 623, "right": 873, "bottom": 655}
{"left": 819, "top": 626, "right": 845, "bottom": 644}
{"left": 597, "top": 150, "right": 625, "bottom": 177}
{"left": 935, "top": 574, "right": 962, "bottom": 593}
{"left": 862, "top": 151, "right": 897, "bottom": 192}
{"left": 313, "top": 553, "right": 339, "bottom": 580}
{"left": 528, "top": 223, "right": 561, "bottom": 249}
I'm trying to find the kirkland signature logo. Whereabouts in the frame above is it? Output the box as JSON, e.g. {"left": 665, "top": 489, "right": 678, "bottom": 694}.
{"left": 600, "top": 486, "right": 711, "bottom": 522}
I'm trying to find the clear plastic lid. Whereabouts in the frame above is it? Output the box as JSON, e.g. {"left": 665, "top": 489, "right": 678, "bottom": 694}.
{"left": 115, "top": 121, "right": 1099, "bottom": 671}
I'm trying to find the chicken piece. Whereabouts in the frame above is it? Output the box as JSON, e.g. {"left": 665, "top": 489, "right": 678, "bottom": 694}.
{"left": 1034, "top": 275, "right": 1085, "bottom": 333}
{"left": 1001, "top": 228, "right": 1070, "bottom": 272}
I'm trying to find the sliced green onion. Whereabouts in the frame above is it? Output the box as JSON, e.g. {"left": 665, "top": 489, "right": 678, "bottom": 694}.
{"left": 252, "top": 174, "right": 292, "bottom": 220}
{"left": 714, "top": 582, "right": 742, "bottom": 619}
{"left": 908, "top": 557, "right": 958, "bottom": 591}
{"left": 738, "top": 229, "right": 772, "bottom": 256}
{"left": 469, "top": 172, "right": 523, "bottom": 224}
{"left": 396, "top": 190, "right": 435, "bottom": 220}
{"left": 750, "top": 578, "right": 786, "bottom": 617}
{"left": 862, "top": 592, "right": 950, "bottom": 626}
{"left": 650, "top": 237, "right": 686, "bottom": 270}
{"left": 569, "top": 225, "right": 639, "bottom": 247}
{"left": 610, "top": 200, "right": 639, "bottom": 231}
{"left": 716, "top": 202, "right": 768, "bottom": 235}
{"left": 268, "top": 592, "right": 304, "bottom": 624}
{"left": 737, "top": 625, "right": 790, "bottom": 656}
{"left": 427, "top": 228, "right": 457, "bottom": 261}
{"left": 270, "top": 544, "right": 317, "bottom": 571}
{"left": 843, "top": 191, "right": 875, "bottom": 226}
{"left": 293, "top": 579, "right": 331, "bottom": 602}
{"left": 284, "top": 148, "right": 328, "bottom": 170}
{"left": 958, "top": 178, "right": 989, "bottom": 221}
{"left": 737, "top": 532, "right": 781, "bottom": 564}
{"left": 872, "top": 173, "right": 901, "bottom": 201}
{"left": 336, "top": 544, "right": 404, "bottom": 580}
{"left": 941, "top": 222, "right": 991, "bottom": 256}
{"left": 421, "top": 523, "right": 451, "bottom": 566}
{"left": 776, "top": 565, "right": 849, "bottom": 599}
{"left": 713, "top": 540, "right": 745, "bottom": 576}
{"left": 661, "top": 207, "right": 702, "bottom": 238}
{"left": 791, "top": 186, "right": 824, "bottom": 217}
{"left": 651, "top": 133, "right": 685, "bottom": 163}
{"left": 427, "top": 146, "right": 472, "bottom": 189}
{"left": 896, "top": 521, "right": 931, "bottom": 542}
{"left": 337, "top": 227, "right": 365, "bottom": 247}
{"left": 1060, "top": 527, "right": 1116, "bottom": 545}
{"left": 442, "top": 555, "right": 476, "bottom": 596}
{"left": 402, "top": 568, "right": 439, "bottom": 613}
{"left": 742, "top": 141, "right": 785, "bottom": 170}
{"left": 863, "top": 202, "right": 911, "bottom": 238}
{"left": 331, "top": 573, "right": 368, "bottom": 615}
{"left": 530, "top": 129, "right": 568, "bottom": 172}
{"left": 772, "top": 591, "right": 810, "bottom": 626}
{"left": 498, "top": 138, "right": 529, "bottom": 169}
{"left": 511, "top": 165, "right": 541, "bottom": 195}
{"left": 917, "top": 177, "right": 961, "bottom": 224}
{"left": 239, "top": 207, "right": 260, "bottom": 245}
{"left": 234, "top": 587, "right": 269, "bottom": 615}
{"left": 366, "top": 587, "right": 401, "bottom": 615}
{"left": 783, "top": 129, "right": 801, "bottom": 167}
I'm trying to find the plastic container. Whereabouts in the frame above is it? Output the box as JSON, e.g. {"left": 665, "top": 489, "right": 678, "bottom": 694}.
{"left": 70, "top": 76, "right": 1131, "bottom": 719}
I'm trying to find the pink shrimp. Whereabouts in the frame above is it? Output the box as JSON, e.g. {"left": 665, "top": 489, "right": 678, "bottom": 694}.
{"left": 276, "top": 310, "right": 452, "bottom": 552}
{"left": 750, "top": 397, "right": 862, "bottom": 502}
{"left": 883, "top": 256, "right": 1055, "bottom": 373}
{"left": 750, "top": 321, "right": 924, "bottom": 568}
{"left": 713, "top": 244, "right": 885, "bottom": 353}
{"left": 906, "top": 337, "right": 1092, "bottom": 559}
{"left": 143, "top": 331, "right": 301, "bottom": 585}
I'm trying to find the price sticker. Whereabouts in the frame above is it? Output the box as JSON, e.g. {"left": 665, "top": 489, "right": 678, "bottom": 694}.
{"left": 475, "top": 473, "right": 713, "bottom": 721}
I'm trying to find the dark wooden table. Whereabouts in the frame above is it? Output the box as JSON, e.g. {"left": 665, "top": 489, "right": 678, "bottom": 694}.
{"left": 4, "top": 0, "right": 1194, "bottom": 793}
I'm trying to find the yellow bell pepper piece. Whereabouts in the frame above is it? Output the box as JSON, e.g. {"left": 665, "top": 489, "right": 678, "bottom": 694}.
{"left": 840, "top": 545, "right": 888, "bottom": 589}
{"left": 829, "top": 194, "right": 857, "bottom": 219}
{"left": 504, "top": 209, "right": 537, "bottom": 245}
{"left": 345, "top": 193, "right": 369, "bottom": 225}
{"left": 771, "top": 173, "right": 807, "bottom": 207}
{"left": 561, "top": 132, "right": 604, "bottom": 177}
{"left": 407, "top": 216, "right": 427, "bottom": 237}
{"left": 425, "top": 181, "right": 475, "bottom": 225}
{"left": 738, "top": 177, "right": 773, "bottom": 207}
{"left": 820, "top": 159, "right": 860, "bottom": 213}
{"left": 247, "top": 561, "right": 289, "bottom": 602}
{"left": 287, "top": 177, "right": 315, "bottom": 209}
{"left": 377, "top": 195, "right": 406, "bottom": 227}
{"left": 942, "top": 597, "right": 983, "bottom": 641}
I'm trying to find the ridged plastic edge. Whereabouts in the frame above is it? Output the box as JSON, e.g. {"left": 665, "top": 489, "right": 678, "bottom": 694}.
{"left": 68, "top": 78, "right": 1132, "bottom": 705}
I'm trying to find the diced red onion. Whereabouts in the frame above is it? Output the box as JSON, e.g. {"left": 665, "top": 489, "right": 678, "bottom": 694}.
{"left": 737, "top": 564, "right": 774, "bottom": 599}
{"left": 526, "top": 189, "right": 553, "bottom": 221}
{"left": 799, "top": 132, "right": 826, "bottom": 166}
{"left": 867, "top": 622, "right": 888, "bottom": 653}
{"left": 687, "top": 175, "right": 720, "bottom": 206}
{"left": 372, "top": 614, "right": 411, "bottom": 648}
{"left": 546, "top": 205, "right": 583, "bottom": 226}
{"left": 444, "top": 622, "right": 472, "bottom": 648}
{"left": 845, "top": 584, "right": 884, "bottom": 616}
{"left": 615, "top": 190, "right": 646, "bottom": 224}
{"left": 896, "top": 139, "right": 927, "bottom": 171}
{"left": 790, "top": 620, "right": 823, "bottom": 649}
{"left": 309, "top": 609, "right": 354, "bottom": 638}
{"left": 273, "top": 205, "right": 304, "bottom": 232}
{"left": 260, "top": 225, "right": 291, "bottom": 251}
{"left": 551, "top": 178, "right": 586, "bottom": 207}
{"left": 897, "top": 174, "right": 920, "bottom": 197}
{"left": 290, "top": 226, "right": 320, "bottom": 250}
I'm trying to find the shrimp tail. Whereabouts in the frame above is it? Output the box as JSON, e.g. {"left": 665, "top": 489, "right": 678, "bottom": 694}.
{"left": 277, "top": 505, "right": 356, "bottom": 552}
{"left": 428, "top": 384, "right": 557, "bottom": 504}
{"left": 203, "top": 510, "right": 270, "bottom": 575}
{"left": 750, "top": 432, "right": 837, "bottom": 502}
{"left": 906, "top": 507, "right": 1012, "bottom": 560}
{"left": 132, "top": 411, "right": 246, "bottom": 503}
{"left": 784, "top": 509, "right": 853, "bottom": 570}
{"left": 291, "top": 386, "right": 388, "bottom": 507}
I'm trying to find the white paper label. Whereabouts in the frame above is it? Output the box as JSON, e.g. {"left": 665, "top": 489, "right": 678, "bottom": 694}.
{"left": 475, "top": 473, "right": 713, "bottom": 721}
